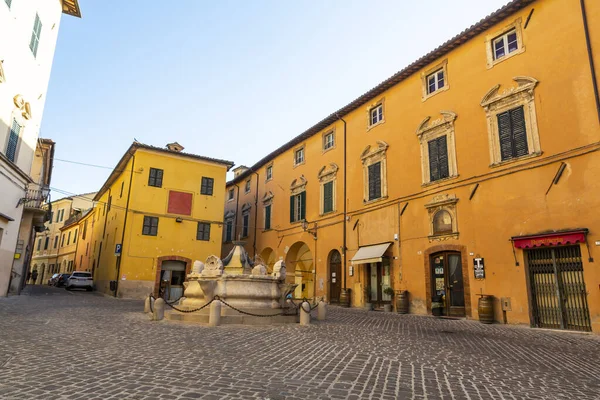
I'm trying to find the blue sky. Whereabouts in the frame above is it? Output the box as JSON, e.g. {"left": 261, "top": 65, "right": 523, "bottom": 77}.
{"left": 42, "top": 0, "right": 509, "bottom": 198}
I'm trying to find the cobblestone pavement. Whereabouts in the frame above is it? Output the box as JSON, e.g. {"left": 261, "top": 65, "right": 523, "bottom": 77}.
{"left": 0, "top": 286, "right": 599, "bottom": 400}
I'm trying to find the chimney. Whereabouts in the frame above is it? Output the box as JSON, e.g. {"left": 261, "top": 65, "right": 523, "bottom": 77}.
{"left": 233, "top": 165, "right": 249, "bottom": 178}
{"left": 166, "top": 142, "right": 184, "bottom": 152}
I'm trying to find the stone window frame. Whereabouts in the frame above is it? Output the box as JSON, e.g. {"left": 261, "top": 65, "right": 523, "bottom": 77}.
{"left": 290, "top": 175, "right": 307, "bottom": 223}
{"left": 241, "top": 203, "right": 252, "bottom": 238}
{"left": 421, "top": 59, "right": 449, "bottom": 101}
{"left": 485, "top": 18, "right": 525, "bottom": 69}
{"left": 425, "top": 194, "right": 459, "bottom": 242}
{"left": 262, "top": 191, "right": 274, "bottom": 231}
{"left": 322, "top": 128, "right": 335, "bottom": 153}
{"left": 227, "top": 188, "right": 235, "bottom": 202}
{"left": 293, "top": 144, "right": 305, "bottom": 167}
{"left": 318, "top": 163, "right": 338, "bottom": 215}
{"left": 244, "top": 178, "right": 251, "bottom": 194}
{"left": 265, "top": 163, "right": 273, "bottom": 182}
{"left": 366, "top": 98, "right": 385, "bottom": 131}
{"left": 223, "top": 210, "right": 235, "bottom": 242}
{"left": 360, "top": 141, "right": 389, "bottom": 204}
{"left": 480, "top": 76, "right": 541, "bottom": 167}
{"left": 416, "top": 111, "right": 459, "bottom": 186}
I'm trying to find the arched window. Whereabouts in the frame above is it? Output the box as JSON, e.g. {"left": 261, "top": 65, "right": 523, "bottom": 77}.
{"left": 433, "top": 210, "right": 453, "bottom": 235}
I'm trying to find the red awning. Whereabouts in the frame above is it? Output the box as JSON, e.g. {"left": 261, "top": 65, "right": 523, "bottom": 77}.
{"left": 512, "top": 230, "right": 587, "bottom": 249}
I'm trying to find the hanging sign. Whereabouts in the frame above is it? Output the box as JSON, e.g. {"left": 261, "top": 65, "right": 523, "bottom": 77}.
{"left": 474, "top": 258, "right": 485, "bottom": 279}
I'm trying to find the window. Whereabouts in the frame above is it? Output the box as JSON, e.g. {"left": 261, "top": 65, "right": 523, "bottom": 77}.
{"left": 60, "top": 209, "right": 65, "bottom": 222}
{"left": 290, "top": 192, "right": 306, "bottom": 223}
{"left": 107, "top": 195, "right": 112, "bottom": 212}
{"left": 266, "top": 165, "right": 273, "bottom": 181}
{"left": 142, "top": 216, "right": 158, "bottom": 236}
{"left": 428, "top": 136, "right": 449, "bottom": 182}
{"left": 37, "top": 239, "right": 41, "bottom": 251}
{"left": 426, "top": 194, "right": 459, "bottom": 240}
{"left": 245, "top": 179, "right": 251, "bottom": 194}
{"left": 196, "top": 222, "right": 211, "bottom": 241}
{"left": 264, "top": 204, "right": 272, "bottom": 230}
{"left": 426, "top": 69, "right": 444, "bottom": 94}
{"left": 67, "top": 232, "right": 71, "bottom": 245}
{"left": 5, "top": 119, "right": 21, "bottom": 162}
{"left": 367, "top": 162, "right": 382, "bottom": 201}
{"left": 323, "top": 181, "right": 334, "bottom": 214}
{"left": 493, "top": 29, "right": 518, "bottom": 60}
{"left": 85, "top": 243, "right": 89, "bottom": 256}
{"left": 83, "top": 220, "right": 88, "bottom": 240}
{"left": 148, "top": 168, "right": 163, "bottom": 187}
{"left": 481, "top": 77, "right": 540, "bottom": 166}
{"left": 201, "top": 177, "right": 214, "bottom": 195}
{"left": 225, "top": 219, "right": 233, "bottom": 242}
{"left": 369, "top": 104, "right": 383, "bottom": 126}
{"left": 44, "top": 237, "right": 49, "bottom": 250}
{"left": 61, "top": 235, "right": 65, "bottom": 247}
{"left": 242, "top": 212, "right": 250, "bottom": 238}
{"left": 74, "top": 229, "right": 78, "bottom": 243}
{"left": 120, "top": 181, "right": 124, "bottom": 198}
{"left": 29, "top": 14, "right": 42, "bottom": 57}
{"left": 294, "top": 148, "right": 304, "bottom": 166}
{"left": 54, "top": 235, "right": 58, "bottom": 249}
{"left": 227, "top": 188, "right": 234, "bottom": 201}
{"left": 433, "top": 210, "right": 453, "bottom": 235}
{"left": 323, "top": 132, "right": 334, "bottom": 151}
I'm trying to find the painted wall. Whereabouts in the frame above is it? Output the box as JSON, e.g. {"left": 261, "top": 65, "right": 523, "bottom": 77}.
{"left": 75, "top": 210, "right": 95, "bottom": 273}
{"left": 224, "top": 0, "right": 600, "bottom": 331}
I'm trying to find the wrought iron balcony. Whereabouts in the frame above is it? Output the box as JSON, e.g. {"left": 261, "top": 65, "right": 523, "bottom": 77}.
{"left": 19, "top": 185, "right": 50, "bottom": 213}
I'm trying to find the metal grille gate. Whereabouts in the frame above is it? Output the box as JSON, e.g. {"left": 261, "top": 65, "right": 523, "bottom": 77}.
{"left": 526, "top": 246, "right": 591, "bottom": 331}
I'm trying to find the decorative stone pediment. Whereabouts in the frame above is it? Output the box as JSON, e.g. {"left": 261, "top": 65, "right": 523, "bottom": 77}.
{"left": 13, "top": 94, "right": 24, "bottom": 108}
{"left": 318, "top": 163, "right": 339, "bottom": 183}
{"left": 360, "top": 141, "right": 389, "bottom": 164}
{"left": 241, "top": 202, "right": 252, "bottom": 212}
{"left": 480, "top": 76, "right": 538, "bottom": 110}
{"left": 224, "top": 210, "right": 235, "bottom": 219}
{"left": 425, "top": 194, "right": 459, "bottom": 242}
{"left": 262, "top": 191, "right": 274, "bottom": 204}
{"left": 416, "top": 111, "right": 457, "bottom": 141}
{"left": 291, "top": 175, "right": 307, "bottom": 195}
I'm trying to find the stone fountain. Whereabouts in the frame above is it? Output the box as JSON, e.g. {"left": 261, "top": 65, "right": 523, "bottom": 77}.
{"left": 165, "top": 242, "right": 298, "bottom": 325}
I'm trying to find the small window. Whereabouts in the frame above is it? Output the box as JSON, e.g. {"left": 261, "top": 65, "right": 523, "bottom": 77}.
{"left": 323, "top": 181, "right": 334, "bottom": 214}
{"left": 497, "top": 106, "right": 528, "bottom": 161}
{"left": 44, "top": 237, "right": 49, "bottom": 250}
{"left": 369, "top": 104, "right": 383, "bottom": 126}
{"left": 67, "top": 232, "right": 71, "bottom": 245}
{"left": 367, "top": 162, "right": 382, "bottom": 201}
{"left": 290, "top": 192, "right": 306, "bottom": 223}
{"left": 142, "top": 216, "right": 159, "bottom": 236}
{"left": 225, "top": 219, "right": 233, "bottom": 242}
{"left": 245, "top": 179, "right": 251, "bottom": 193}
{"left": 323, "top": 132, "right": 334, "bottom": 151}
{"left": 120, "top": 181, "right": 124, "bottom": 198}
{"left": 74, "top": 229, "right": 78, "bottom": 243}
{"left": 433, "top": 210, "right": 453, "bottom": 235}
{"left": 493, "top": 29, "right": 518, "bottom": 60}
{"left": 5, "top": 119, "right": 21, "bottom": 163}
{"left": 266, "top": 165, "right": 273, "bottom": 181}
{"left": 294, "top": 148, "right": 304, "bottom": 165}
{"left": 426, "top": 69, "right": 445, "bottom": 94}
{"left": 227, "top": 188, "right": 235, "bottom": 201}
{"left": 242, "top": 212, "right": 250, "bottom": 238}
{"left": 83, "top": 220, "right": 88, "bottom": 240}
{"left": 264, "top": 204, "right": 271, "bottom": 230}
{"left": 29, "top": 14, "right": 42, "bottom": 57}
{"left": 148, "top": 168, "right": 163, "bottom": 188}
{"left": 54, "top": 235, "right": 58, "bottom": 249}
{"left": 196, "top": 222, "right": 211, "bottom": 241}
{"left": 428, "top": 136, "right": 449, "bottom": 182}
{"left": 37, "top": 239, "right": 42, "bottom": 251}
{"left": 201, "top": 177, "right": 214, "bottom": 195}
{"left": 61, "top": 235, "right": 65, "bottom": 247}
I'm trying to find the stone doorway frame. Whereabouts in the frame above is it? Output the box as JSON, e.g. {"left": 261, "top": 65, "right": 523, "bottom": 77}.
{"left": 154, "top": 255, "right": 192, "bottom": 297}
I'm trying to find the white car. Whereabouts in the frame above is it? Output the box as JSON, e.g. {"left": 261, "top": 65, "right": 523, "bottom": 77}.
{"left": 65, "top": 271, "right": 94, "bottom": 291}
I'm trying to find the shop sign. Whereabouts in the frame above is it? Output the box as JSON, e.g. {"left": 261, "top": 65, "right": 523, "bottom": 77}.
{"left": 474, "top": 258, "right": 485, "bottom": 279}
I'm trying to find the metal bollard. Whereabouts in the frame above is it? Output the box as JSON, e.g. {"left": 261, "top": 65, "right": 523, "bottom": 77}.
{"left": 144, "top": 296, "right": 151, "bottom": 313}
{"left": 300, "top": 301, "right": 311, "bottom": 326}
{"left": 209, "top": 300, "right": 221, "bottom": 327}
{"left": 317, "top": 300, "right": 327, "bottom": 321}
{"left": 153, "top": 298, "right": 165, "bottom": 321}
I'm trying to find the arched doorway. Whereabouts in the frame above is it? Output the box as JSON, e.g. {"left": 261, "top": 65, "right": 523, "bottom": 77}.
{"left": 328, "top": 250, "right": 342, "bottom": 303}
{"left": 259, "top": 247, "right": 277, "bottom": 273}
{"left": 285, "top": 241, "right": 313, "bottom": 299}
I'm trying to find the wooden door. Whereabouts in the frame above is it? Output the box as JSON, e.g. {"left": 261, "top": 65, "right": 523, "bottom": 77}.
{"left": 329, "top": 250, "right": 341, "bottom": 303}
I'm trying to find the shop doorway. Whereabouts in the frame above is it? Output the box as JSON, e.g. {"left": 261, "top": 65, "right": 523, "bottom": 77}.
{"left": 430, "top": 252, "right": 465, "bottom": 317}
{"left": 366, "top": 258, "right": 391, "bottom": 309}
{"left": 328, "top": 250, "right": 341, "bottom": 303}
{"left": 159, "top": 260, "right": 186, "bottom": 301}
{"left": 526, "top": 246, "right": 591, "bottom": 331}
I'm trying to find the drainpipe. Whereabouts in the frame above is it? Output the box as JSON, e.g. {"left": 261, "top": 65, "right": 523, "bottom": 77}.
{"left": 580, "top": 0, "right": 600, "bottom": 123}
{"left": 114, "top": 151, "right": 135, "bottom": 297}
{"left": 336, "top": 113, "right": 349, "bottom": 307}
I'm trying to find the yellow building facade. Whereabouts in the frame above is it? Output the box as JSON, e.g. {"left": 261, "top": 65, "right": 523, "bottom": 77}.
{"left": 74, "top": 209, "right": 95, "bottom": 273}
{"left": 92, "top": 142, "right": 233, "bottom": 299}
{"left": 224, "top": 0, "right": 600, "bottom": 332}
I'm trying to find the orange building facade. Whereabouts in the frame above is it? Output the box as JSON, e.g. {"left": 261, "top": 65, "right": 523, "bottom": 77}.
{"left": 223, "top": 0, "right": 600, "bottom": 332}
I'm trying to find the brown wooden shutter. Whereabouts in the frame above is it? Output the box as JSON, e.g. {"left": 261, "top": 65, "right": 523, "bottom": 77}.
{"left": 497, "top": 111, "right": 514, "bottom": 161}
{"left": 368, "top": 162, "right": 381, "bottom": 200}
{"left": 438, "top": 135, "right": 449, "bottom": 179}
{"left": 510, "top": 106, "right": 528, "bottom": 157}
{"left": 290, "top": 195, "right": 295, "bottom": 223}
{"left": 428, "top": 139, "right": 440, "bottom": 181}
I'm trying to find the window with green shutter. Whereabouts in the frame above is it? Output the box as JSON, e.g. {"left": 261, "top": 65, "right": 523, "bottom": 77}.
{"left": 264, "top": 204, "right": 271, "bottom": 230}
{"left": 428, "top": 135, "right": 449, "bottom": 182}
{"left": 5, "top": 119, "right": 20, "bottom": 162}
{"left": 497, "top": 106, "right": 528, "bottom": 161}
{"left": 242, "top": 212, "right": 250, "bottom": 238}
{"left": 29, "top": 14, "right": 42, "bottom": 57}
{"left": 367, "top": 162, "right": 382, "bottom": 201}
{"left": 323, "top": 181, "right": 334, "bottom": 214}
{"left": 225, "top": 219, "right": 233, "bottom": 242}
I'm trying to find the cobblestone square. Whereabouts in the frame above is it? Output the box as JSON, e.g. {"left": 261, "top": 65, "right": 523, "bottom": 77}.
{"left": 0, "top": 286, "right": 599, "bottom": 400}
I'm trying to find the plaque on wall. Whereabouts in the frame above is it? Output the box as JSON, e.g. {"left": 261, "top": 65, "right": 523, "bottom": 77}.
{"left": 474, "top": 258, "right": 485, "bottom": 279}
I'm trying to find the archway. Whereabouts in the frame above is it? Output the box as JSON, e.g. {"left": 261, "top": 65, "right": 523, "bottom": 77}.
{"left": 328, "top": 249, "right": 342, "bottom": 303}
{"left": 259, "top": 247, "right": 277, "bottom": 273}
{"left": 285, "top": 241, "right": 313, "bottom": 299}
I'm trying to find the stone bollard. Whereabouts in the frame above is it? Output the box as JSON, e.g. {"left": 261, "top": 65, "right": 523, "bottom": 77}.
{"left": 209, "top": 300, "right": 221, "bottom": 327}
{"left": 144, "top": 296, "right": 152, "bottom": 313}
{"left": 317, "top": 300, "right": 327, "bottom": 321}
{"left": 300, "top": 301, "right": 311, "bottom": 326}
{"left": 153, "top": 298, "right": 165, "bottom": 321}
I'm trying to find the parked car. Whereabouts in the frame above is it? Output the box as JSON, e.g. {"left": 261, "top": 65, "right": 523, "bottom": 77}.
{"left": 65, "top": 271, "right": 93, "bottom": 291}
{"left": 55, "top": 273, "right": 71, "bottom": 287}
{"left": 48, "top": 273, "right": 60, "bottom": 286}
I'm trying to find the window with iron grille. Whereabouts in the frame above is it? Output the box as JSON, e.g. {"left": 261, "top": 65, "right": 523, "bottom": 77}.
{"left": 196, "top": 222, "right": 210, "bottom": 241}
{"left": 142, "top": 216, "right": 159, "bottom": 236}
{"left": 323, "top": 181, "right": 334, "bottom": 214}
{"left": 367, "top": 162, "right": 382, "bottom": 201}
{"left": 264, "top": 204, "right": 271, "bottom": 230}
{"left": 493, "top": 29, "right": 518, "bottom": 60}
{"left": 148, "top": 168, "right": 163, "bottom": 187}
{"left": 5, "top": 119, "right": 21, "bottom": 162}
{"left": 290, "top": 192, "right": 306, "bottom": 223}
{"left": 201, "top": 177, "right": 214, "bottom": 195}
{"left": 242, "top": 212, "right": 250, "bottom": 238}
{"left": 428, "top": 135, "right": 449, "bottom": 182}
{"left": 497, "top": 106, "right": 528, "bottom": 161}
{"left": 29, "top": 14, "right": 42, "bottom": 57}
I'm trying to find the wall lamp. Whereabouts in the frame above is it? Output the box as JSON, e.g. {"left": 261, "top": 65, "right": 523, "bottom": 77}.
{"left": 175, "top": 218, "right": 183, "bottom": 223}
{"left": 301, "top": 220, "right": 317, "bottom": 240}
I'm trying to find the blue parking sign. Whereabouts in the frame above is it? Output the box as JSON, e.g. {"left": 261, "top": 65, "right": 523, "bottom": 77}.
{"left": 115, "top": 244, "right": 122, "bottom": 256}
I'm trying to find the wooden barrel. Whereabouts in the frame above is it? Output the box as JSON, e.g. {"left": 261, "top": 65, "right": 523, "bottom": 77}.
{"left": 339, "top": 289, "right": 350, "bottom": 308}
{"left": 478, "top": 295, "right": 494, "bottom": 324}
{"left": 396, "top": 290, "right": 409, "bottom": 314}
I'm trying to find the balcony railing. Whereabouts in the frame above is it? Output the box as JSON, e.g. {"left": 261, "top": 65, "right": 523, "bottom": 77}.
{"left": 20, "top": 186, "right": 50, "bottom": 211}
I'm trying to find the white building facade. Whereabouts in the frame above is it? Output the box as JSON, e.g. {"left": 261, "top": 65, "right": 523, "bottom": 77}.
{"left": 0, "top": 0, "right": 81, "bottom": 296}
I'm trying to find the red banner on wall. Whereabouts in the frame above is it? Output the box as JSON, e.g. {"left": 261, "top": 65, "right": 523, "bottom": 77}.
{"left": 512, "top": 230, "right": 587, "bottom": 249}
